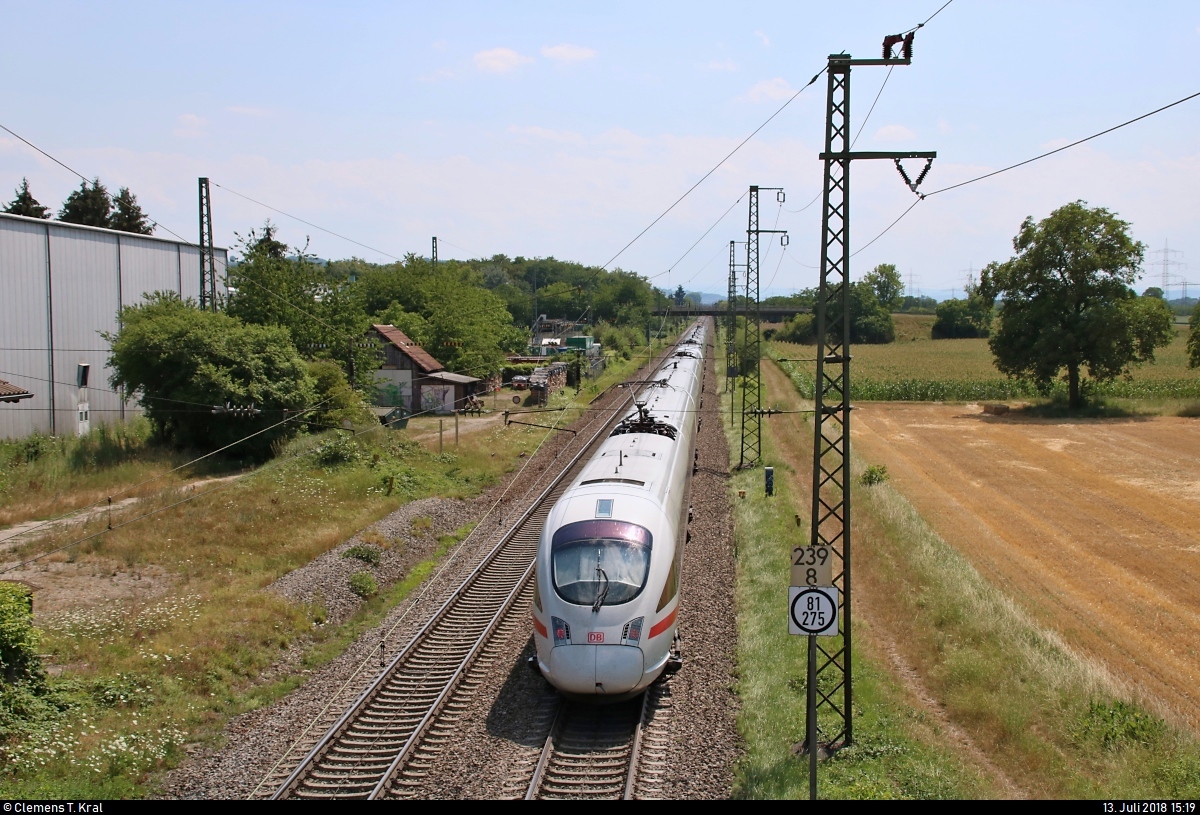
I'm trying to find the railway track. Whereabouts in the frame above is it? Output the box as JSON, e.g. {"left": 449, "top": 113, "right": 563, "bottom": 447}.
{"left": 256, "top": 362, "right": 662, "bottom": 800}
{"left": 522, "top": 678, "right": 673, "bottom": 800}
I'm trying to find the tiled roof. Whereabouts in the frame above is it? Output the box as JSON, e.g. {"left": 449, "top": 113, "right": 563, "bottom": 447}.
{"left": 0, "top": 379, "right": 34, "bottom": 403}
{"left": 371, "top": 325, "right": 444, "bottom": 373}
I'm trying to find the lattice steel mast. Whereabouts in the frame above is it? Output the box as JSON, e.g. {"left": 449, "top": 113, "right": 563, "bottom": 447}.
{"left": 739, "top": 186, "right": 785, "bottom": 468}
{"left": 198, "top": 177, "right": 217, "bottom": 311}
{"left": 806, "top": 36, "right": 935, "bottom": 763}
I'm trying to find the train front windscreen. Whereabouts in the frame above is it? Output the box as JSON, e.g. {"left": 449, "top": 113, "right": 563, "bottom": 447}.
{"left": 550, "top": 520, "right": 653, "bottom": 607}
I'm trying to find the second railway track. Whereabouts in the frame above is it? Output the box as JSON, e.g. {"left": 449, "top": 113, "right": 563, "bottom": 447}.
{"left": 257, "top": 359, "right": 665, "bottom": 800}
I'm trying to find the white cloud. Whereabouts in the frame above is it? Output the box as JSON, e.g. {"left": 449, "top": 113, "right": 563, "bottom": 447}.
{"left": 226, "top": 106, "right": 270, "bottom": 117}
{"left": 874, "top": 124, "right": 916, "bottom": 142}
{"left": 474, "top": 47, "right": 533, "bottom": 73}
{"left": 706, "top": 58, "right": 738, "bottom": 72}
{"left": 755, "top": 30, "right": 770, "bottom": 47}
{"left": 540, "top": 44, "right": 596, "bottom": 62}
{"left": 746, "top": 77, "right": 795, "bottom": 102}
{"left": 507, "top": 125, "right": 586, "bottom": 145}
{"left": 172, "top": 113, "right": 206, "bottom": 138}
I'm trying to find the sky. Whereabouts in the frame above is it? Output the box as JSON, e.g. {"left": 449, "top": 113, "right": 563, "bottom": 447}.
{"left": 3, "top": 0, "right": 1199, "bottom": 302}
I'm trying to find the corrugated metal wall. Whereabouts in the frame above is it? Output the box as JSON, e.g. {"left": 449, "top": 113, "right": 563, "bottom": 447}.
{"left": 0, "top": 212, "right": 228, "bottom": 440}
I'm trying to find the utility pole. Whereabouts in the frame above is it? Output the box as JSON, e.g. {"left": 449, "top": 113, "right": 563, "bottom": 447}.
{"left": 1150, "top": 240, "right": 1184, "bottom": 300}
{"left": 727, "top": 240, "right": 739, "bottom": 395}
{"left": 431, "top": 236, "right": 438, "bottom": 267}
{"left": 803, "top": 36, "right": 935, "bottom": 796}
{"left": 199, "top": 178, "right": 217, "bottom": 311}
{"left": 739, "top": 186, "right": 786, "bottom": 469}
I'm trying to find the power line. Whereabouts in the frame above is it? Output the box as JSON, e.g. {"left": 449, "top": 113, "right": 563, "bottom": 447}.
{"left": 648, "top": 192, "right": 748, "bottom": 281}
{"left": 599, "top": 65, "right": 827, "bottom": 271}
{"left": 0, "top": 123, "right": 90, "bottom": 184}
{"left": 848, "top": 88, "right": 1200, "bottom": 257}
{"left": 210, "top": 183, "right": 404, "bottom": 261}
{"left": 924, "top": 89, "right": 1200, "bottom": 198}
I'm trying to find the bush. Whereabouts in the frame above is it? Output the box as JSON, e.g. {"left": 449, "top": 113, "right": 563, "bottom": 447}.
{"left": 932, "top": 296, "right": 991, "bottom": 339}
{"left": 342, "top": 544, "right": 382, "bottom": 566}
{"left": 348, "top": 571, "right": 378, "bottom": 597}
{"left": 774, "top": 313, "right": 815, "bottom": 344}
{"left": 314, "top": 433, "right": 361, "bottom": 467}
{"left": 0, "top": 583, "right": 42, "bottom": 683}
{"left": 860, "top": 465, "right": 889, "bottom": 487}
{"left": 106, "top": 292, "right": 317, "bottom": 460}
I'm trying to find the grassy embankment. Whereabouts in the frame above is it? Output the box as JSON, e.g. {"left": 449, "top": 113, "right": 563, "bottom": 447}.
{"left": 724, "top": 345, "right": 994, "bottom": 799}
{"left": 775, "top": 313, "right": 1200, "bottom": 411}
{"left": 729, "top": 334, "right": 1200, "bottom": 798}
{"left": 0, "top": 336, "right": 673, "bottom": 797}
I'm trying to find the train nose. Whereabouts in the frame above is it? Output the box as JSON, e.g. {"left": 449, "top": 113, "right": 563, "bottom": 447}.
{"left": 549, "top": 645, "right": 644, "bottom": 695}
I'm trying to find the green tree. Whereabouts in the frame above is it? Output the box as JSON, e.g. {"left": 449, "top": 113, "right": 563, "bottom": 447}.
{"left": 979, "top": 201, "right": 1174, "bottom": 409}
{"left": 932, "top": 280, "right": 992, "bottom": 339}
{"left": 1188, "top": 302, "right": 1200, "bottom": 369}
{"left": 3, "top": 177, "right": 50, "bottom": 218}
{"left": 863, "top": 263, "right": 903, "bottom": 312}
{"left": 59, "top": 178, "right": 112, "bottom": 227}
{"left": 109, "top": 186, "right": 154, "bottom": 234}
{"left": 106, "top": 292, "right": 316, "bottom": 459}
{"left": 1142, "top": 286, "right": 1164, "bottom": 299}
{"left": 226, "top": 223, "right": 378, "bottom": 389}
{"left": 849, "top": 281, "right": 895, "bottom": 343}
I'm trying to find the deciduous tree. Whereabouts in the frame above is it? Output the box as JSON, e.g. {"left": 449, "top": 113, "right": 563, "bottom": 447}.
{"left": 979, "top": 201, "right": 1173, "bottom": 409}
{"left": 1188, "top": 303, "right": 1200, "bottom": 369}
{"left": 106, "top": 292, "right": 316, "bottom": 459}
{"left": 863, "top": 263, "right": 903, "bottom": 312}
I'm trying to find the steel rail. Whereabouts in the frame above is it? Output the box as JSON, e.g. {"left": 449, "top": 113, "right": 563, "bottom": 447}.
{"left": 270, "top": 415, "right": 613, "bottom": 799}
{"left": 266, "top": 348, "right": 679, "bottom": 799}
{"left": 523, "top": 694, "right": 648, "bottom": 800}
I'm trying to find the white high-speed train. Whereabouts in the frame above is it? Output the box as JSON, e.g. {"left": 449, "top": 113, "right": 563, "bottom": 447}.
{"left": 531, "top": 320, "right": 707, "bottom": 700}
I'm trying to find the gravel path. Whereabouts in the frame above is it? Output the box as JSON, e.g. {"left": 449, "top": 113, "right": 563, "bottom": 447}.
{"left": 158, "top": 352, "right": 671, "bottom": 799}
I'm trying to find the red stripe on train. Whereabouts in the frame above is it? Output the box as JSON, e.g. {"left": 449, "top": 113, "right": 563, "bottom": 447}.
{"left": 533, "top": 616, "right": 548, "bottom": 638}
{"left": 648, "top": 607, "right": 678, "bottom": 639}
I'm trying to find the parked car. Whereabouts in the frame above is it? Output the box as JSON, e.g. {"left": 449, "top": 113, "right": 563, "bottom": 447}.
{"left": 511, "top": 375, "right": 530, "bottom": 391}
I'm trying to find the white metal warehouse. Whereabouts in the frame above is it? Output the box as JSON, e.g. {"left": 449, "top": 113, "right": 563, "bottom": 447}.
{"left": 0, "top": 212, "right": 229, "bottom": 440}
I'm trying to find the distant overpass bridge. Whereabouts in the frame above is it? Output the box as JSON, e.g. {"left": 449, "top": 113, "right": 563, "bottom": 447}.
{"left": 652, "top": 306, "right": 810, "bottom": 320}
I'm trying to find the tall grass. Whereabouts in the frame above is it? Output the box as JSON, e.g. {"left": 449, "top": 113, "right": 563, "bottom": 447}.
{"left": 721, "top": 339, "right": 993, "bottom": 799}
{"left": 0, "top": 419, "right": 235, "bottom": 527}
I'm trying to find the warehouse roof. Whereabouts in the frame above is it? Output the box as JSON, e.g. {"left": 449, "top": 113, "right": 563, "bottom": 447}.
{"left": 371, "top": 324, "right": 444, "bottom": 373}
{"left": 0, "top": 379, "right": 34, "bottom": 403}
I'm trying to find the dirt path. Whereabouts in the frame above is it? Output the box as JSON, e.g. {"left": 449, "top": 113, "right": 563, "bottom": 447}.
{"left": 759, "top": 362, "right": 1024, "bottom": 797}
{"left": 850, "top": 402, "right": 1200, "bottom": 730}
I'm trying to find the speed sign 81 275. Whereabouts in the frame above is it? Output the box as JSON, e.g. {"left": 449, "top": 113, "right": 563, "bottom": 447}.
{"left": 788, "top": 586, "right": 838, "bottom": 636}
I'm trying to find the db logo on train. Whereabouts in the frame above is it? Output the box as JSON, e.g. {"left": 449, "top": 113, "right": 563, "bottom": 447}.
{"left": 587, "top": 632, "right": 605, "bottom": 643}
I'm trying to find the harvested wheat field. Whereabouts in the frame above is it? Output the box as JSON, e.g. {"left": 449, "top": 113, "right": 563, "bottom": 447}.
{"left": 851, "top": 403, "right": 1200, "bottom": 730}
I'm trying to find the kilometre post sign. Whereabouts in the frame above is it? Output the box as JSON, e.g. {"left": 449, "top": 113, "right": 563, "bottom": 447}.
{"left": 791, "top": 545, "right": 833, "bottom": 588}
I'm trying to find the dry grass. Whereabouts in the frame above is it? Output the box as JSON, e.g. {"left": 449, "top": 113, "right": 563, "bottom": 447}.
{"left": 764, "top": 346, "right": 1200, "bottom": 798}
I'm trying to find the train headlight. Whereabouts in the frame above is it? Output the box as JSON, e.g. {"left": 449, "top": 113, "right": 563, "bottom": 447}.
{"left": 552, "top": 617, "right": 571, "bottom": 647}
{"left": 622, "top": 617, "right": 644, "bottom": 645}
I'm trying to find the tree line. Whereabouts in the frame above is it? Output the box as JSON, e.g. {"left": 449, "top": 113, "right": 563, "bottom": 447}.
{"left": 766, "top": 200, "right": 1195, "bottom": 410}
{"left": 105, "top": 222, "right": 671, "bottom": 457}
{"left": 3, "top": 177, "right": 154, "bottom": 235}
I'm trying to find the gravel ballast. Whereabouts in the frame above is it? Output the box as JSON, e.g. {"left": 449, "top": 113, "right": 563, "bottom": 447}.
{"left": 160, "top": 330, "right": 740, "bottom": 799}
